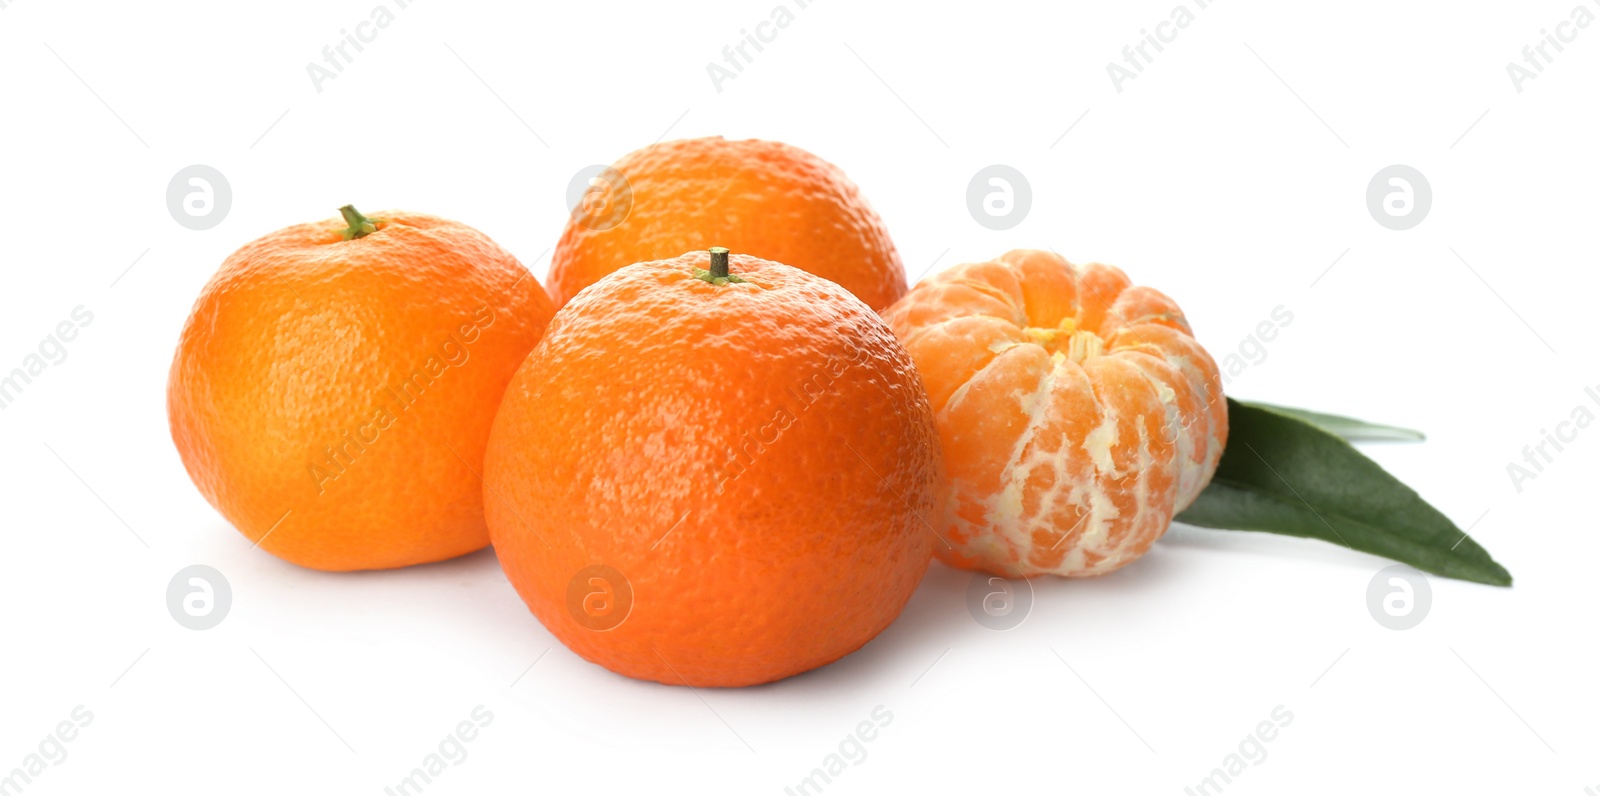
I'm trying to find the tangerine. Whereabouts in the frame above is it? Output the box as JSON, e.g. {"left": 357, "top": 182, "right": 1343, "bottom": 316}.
{"left": 548, "top": 137, "right": 906, "bottom": 311}
{"left": 485, "top": 248, "right": 938, "bottom": 687}
{"left": 882, "top": 250, "right": 1227, "bottom": 577}
{"left": 168, "top": 206, "right": 556, "bottom": 571}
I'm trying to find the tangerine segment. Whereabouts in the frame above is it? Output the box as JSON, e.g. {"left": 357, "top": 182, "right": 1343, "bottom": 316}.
{"left": 883, "top": 249, "right": 1227, "bottom": 577}
{"left": 484, "top": 251, "right": 939, "bottom": 687}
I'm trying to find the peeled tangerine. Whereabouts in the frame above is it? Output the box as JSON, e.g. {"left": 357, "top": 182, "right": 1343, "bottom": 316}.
{"left": 883, "top": 250, "right": 1227, "bottom": 577}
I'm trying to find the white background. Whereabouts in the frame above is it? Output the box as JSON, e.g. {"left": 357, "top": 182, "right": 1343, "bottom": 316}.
{"left": 1, "top": 0, "right": 1597, "bottom": 793}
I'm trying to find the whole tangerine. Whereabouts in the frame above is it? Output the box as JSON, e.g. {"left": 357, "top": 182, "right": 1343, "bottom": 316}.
{"left": 548, "top": 137, "right": 906, "bottom": 311}
{"left": 485, "top": 248, "right": 939, "bottom": 687}
{"left": 168, "top": 206, "right": 556, "bottom": 571}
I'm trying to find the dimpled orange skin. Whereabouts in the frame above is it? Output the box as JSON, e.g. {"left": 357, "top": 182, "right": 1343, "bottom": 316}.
{"left": 882, "top": 250, "right": 1227, "bottom": 578}
{"left": 168, "top": 210, "right": 555, "bottom": 571}
{"left": 484, "top": 251, "right": 939, "bottom": 688}
{"left": 548, "top": 137, "right": 907, "bottom": 312}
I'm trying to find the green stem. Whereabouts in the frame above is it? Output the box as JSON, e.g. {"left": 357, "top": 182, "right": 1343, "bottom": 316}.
{"left": 694, "top": 246, "right": 745, "bottom": 285}
{"left": 339, "top": 205, "right": 380, "bottom": 240}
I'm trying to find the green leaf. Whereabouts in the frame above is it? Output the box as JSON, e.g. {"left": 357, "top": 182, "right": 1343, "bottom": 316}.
{"left": 1241, "top": 400, "right": 1425, "bottom": 442}
{"left": 1175, "top": 398, "right": 1511, "bottom": 586}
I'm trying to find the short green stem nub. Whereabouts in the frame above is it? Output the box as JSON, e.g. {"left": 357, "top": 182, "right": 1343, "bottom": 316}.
{"left": 694, "top": 246, "right": 746, "bottom": 286}
{"left": 709, "top": 247, "right": 730, "bottom": 278}
{"left": 339, "top": 204, "right": 380, "bottom": 240}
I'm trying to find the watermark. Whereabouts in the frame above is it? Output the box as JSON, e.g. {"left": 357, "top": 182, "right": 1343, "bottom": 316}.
{"left": 1506, "top": 384, "right": 1598, "bottom": 493}
{"left": 1365, "top": 165, "right": 1430, "bottom": 231}
{"left": 1217, "top": 305, "right": 1293, "bottom": 387}
{"left": 1505, "top": 3, "right": 1597, "bottom": 94}
{"left": 166, "top": 165, "right": 231, "bottom": 230}
{"left": 308, "top": 306, "right": 495, "bottom": 495}
{"left": 1181, "top": 705, "right": 1293, "bottom": 795}
{"left": 382, "top": 705, "right": 493, "bottom": 796}
{"left": 565, "top": 165, "right": 632, "bottom": 231}
{"left": 705, "top": 0, "right": 816, "bottom": 93}
{"left": 0, "top": 306, "right": 94, "bottom": 412}
{"left": 305, "top": 0, "right": 421, "bottom": 94}
{"left": 1366, "top": 565, "right": 1431, "bottom": 631}
{"left": 966, "top": 165, "right": 1031, "bottom": 230}
{"left": 566, "top": 565, "right": 632, "bottom": 631}
{"left": 166, "top": 565, "right": 232, "bottom": 631}
{"left": 782, "top": 705, "right": 892, "bottom": 796}
{"left": 965, "top": 572, "right": 1034, "bottom": 631}
{"left": 1104, "top": 0, "right": 1220, "bottom": 93}
{"left": 1, "top": 706, "right": 93, "bottom": 795}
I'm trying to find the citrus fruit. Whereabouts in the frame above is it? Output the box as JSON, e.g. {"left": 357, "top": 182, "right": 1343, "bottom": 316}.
{"left": 484, "top": 247, "right": 939, "bottom": 687}
{"left": 548, "top": 137, "right": 907, "bottom": 311}
{"left": 168, "top": 206, "right": 556, "bottom": 571}
{"left": 882, "top": 249, "right": 1227, "bottom": 578}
